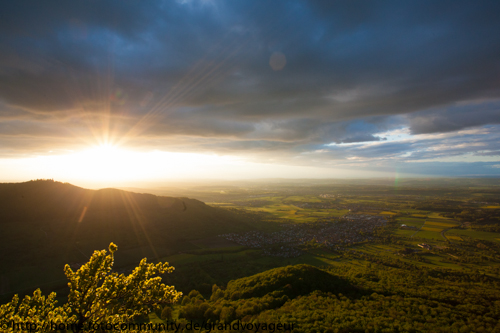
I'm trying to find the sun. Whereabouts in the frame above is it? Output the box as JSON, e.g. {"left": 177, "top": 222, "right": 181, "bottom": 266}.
{"left": 68, "top": 144, "right": 141, "bottom": 181}
{"left": 29, "top": 144, "right": 243, "bottom": 183}
{"left": 6, "top": 144, "right": 248, "bottom": 185}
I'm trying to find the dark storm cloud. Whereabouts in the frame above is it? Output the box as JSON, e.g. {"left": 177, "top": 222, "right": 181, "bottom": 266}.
{"left": 1, "top": 0, "right": 500, "bottom": 168}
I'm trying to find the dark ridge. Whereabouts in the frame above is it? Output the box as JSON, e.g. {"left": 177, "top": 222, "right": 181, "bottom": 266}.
{"left": 0, "top": 180, "right": 254, "bottom": 298}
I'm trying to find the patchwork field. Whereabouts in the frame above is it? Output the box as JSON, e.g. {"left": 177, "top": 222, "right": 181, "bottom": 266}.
{"left": 446, "top": 229, "right": 500, "bottom": 242}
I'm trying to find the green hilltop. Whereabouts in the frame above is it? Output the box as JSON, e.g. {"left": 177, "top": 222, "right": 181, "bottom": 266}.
{"left": 224, "top": 264, "right": 355, "bottom": 300}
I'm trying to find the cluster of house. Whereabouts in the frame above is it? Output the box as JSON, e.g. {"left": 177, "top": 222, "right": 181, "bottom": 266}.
{"left": 343, "top": 205, "right": 380, "bottom": 213}
{"left": 220, "top": 215, "right": 387, "bottom": 257}
{"left": 342, "top": 214, "right": 388, "bottom": 222}
{"left": 418, "top": 243, "right": 432, "bottom": 250}
{"left": 319, "top": 194, "right": 337, "bottom": 198}
{"left": 400, "top": 224, "right": 419, "bottom": 230}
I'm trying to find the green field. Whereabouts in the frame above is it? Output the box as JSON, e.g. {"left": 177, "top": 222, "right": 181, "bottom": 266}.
{"left": 413, "top": 230, "right": 445, "bottom": 240}
{"left": 425, "top": 220, "right": 458, "bottom": 227}
{"left": 286, "top": 196, "right": 323, "bottom": 202}
{"left": 398, "top": 217, "right": 426, "bottom": 227}
{"left": 428, "top": 212, "right": 452, "bottom": 219}
{"left": 395, "top": 229, "right": 417, "bottom": 237}
{"left": 421, "top": 226, "right": 444, "bottom": 232}
{"left": 446, "top": 229, "right": 500, "bottom": 241}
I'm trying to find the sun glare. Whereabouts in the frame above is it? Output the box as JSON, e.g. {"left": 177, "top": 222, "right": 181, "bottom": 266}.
{"left": 73, "top": 144, "right": 133, "bottom": 181}
{"left": 12, "top": 145, "right": 245, "bottom": 183}
{"left": 0, "top": 143, "right": 395, "bottom": 185}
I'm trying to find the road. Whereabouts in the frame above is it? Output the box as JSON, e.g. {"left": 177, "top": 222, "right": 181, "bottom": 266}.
{"left": 410, "top": 220, "right": 426, "bottom": 238}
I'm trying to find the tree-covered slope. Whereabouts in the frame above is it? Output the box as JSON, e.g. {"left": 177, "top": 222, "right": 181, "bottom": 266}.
{"left": 225, "top": 264, "right": 355, "bottom": 299}
{"left": 174, "top": 260, "right": 500, "bottom": 332}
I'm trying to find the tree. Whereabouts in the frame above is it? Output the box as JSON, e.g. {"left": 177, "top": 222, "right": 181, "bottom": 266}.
{"left": 0, "top": 243, "right": 182, "bottom": 333}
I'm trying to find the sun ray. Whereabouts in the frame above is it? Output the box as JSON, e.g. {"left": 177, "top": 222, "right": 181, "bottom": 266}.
{"left": 119, "top": 190, "right": 160, "bottom": 261}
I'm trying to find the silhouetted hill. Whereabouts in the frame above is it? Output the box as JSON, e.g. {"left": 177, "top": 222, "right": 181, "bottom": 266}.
{"left": 0, "top": 180, "right": 253, "bottom": 297}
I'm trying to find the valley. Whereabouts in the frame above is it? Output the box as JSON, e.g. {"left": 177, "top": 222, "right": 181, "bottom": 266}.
{"left": 1, "top": 179, "right": 500, "bottom": 332}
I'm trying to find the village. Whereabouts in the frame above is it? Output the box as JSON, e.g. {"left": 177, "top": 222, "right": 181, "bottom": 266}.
{"left": 220, "top": 215, "right": 387, "bottom": 257}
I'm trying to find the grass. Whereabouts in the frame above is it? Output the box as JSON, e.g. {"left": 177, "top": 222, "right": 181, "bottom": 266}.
{"left": 286, "top": 196, "right": 323, "bottom": 202}
{"left": 428, "top": 212, "right": 451, "bottom": 219}
{"left": 425, "top": 221, "right": 458, "bottom": 228}
{"left": 395, "top": 229, "right": 417, "bottom": 237}
{"left": 427, "top": 217, "right": 456, "bottom": 222}
{"left": 413, "top": 230, "right": 444, "bottom": 240}
{"left": 190, "top": 237, "right": 240, "bottom": 249}
{"left": 420, "top": 253, "right": 462, "bottom": 269}
{"left": 401, "top": 209, "right": 428, "bottom": 213}
{"left": 421, "top": 226, "right": 444, "bottom": 232}
{"left": 399, "top": 217, "right": 426, "bottom": 222}
{"left": 446, "top": 229, "right": 500, "bottom": 242}
{"left": 247, "top": 204, "right": 348, "bottom": 223}
{"left": 163, "top": 249, "right": 260, "bottom": 266}
{"left": 398, "top": 218, "right": 426, "bottom": 228}
{"left": 328, "top": 209, "right": 350, "bottom": 217}
{"left": 380, "top": 211, "right": 397, "bottom": 215}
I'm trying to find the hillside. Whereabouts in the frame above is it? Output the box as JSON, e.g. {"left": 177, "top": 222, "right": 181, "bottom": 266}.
{"left": 175, "top": 261, "right": 500, "bottom": 332}
{"left": 177, "top": 264, "right": 358, "bottom": 324}
{"left": 224, "top": 264, "right": 355, "bottom": 299}
{"left": 0, "top": 180, "right": 253, "bottom": 298}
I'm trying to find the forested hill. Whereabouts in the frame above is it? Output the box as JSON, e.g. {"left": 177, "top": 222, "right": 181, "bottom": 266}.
{"left": 176, "top": 262, "right": 500, "bottom": 332}
{"left": 1, "top": 180, "right": 216, "bottom": 224}
{"left": 0, "top": 180, "right": 253, "bottom": 278}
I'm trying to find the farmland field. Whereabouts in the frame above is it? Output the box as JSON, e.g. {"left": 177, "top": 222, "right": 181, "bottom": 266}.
{"left": 413, "top": 230, "right": 444, "bottom": 240}
{"left": 421, "top": 226, "right": 444, "bottom": 232}
{"left": 425, "top": 221, "right": 458, "bottom": 227}
{"left": 446, "top": 229, "right": 500, "bottom": 241}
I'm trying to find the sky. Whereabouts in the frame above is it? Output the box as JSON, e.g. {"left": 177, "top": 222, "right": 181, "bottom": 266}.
{"left": 0, "top": 0, "right": 500, "bottom": 184}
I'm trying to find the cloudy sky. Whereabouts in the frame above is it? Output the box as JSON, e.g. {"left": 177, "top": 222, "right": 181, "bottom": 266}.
{"left": 1, "top": 0, "right": 500, "bottom": 183}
